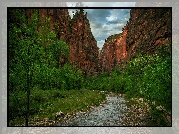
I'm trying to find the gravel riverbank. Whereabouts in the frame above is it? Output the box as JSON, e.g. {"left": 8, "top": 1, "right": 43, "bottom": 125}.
{"left": 28, "top": 92, "right": 154, "bottom": 126}
{"left": 57, "top": 92, "right": 127, "bottom": 126}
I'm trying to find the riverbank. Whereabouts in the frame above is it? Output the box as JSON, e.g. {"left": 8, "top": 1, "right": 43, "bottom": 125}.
{"left": 29, "top": 92, "right": 154, "bottom": 126}
{"left": 121, "top": 97, "right": 155, "bottom": 126}
{"left": 9, "top": 89, "right": 106, "bottom": 126}
{"left": 57, "top": 92, "right": 127, "bottom": 126}
{"left": 10, "top": 90, "right": 169, "bottom": 126}
{"left": 122, "top": 97, "right": 171, "bottom": 126}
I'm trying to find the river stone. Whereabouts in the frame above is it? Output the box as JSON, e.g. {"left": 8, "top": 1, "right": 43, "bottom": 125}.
{"left": 57, "top": 94, "right": 127, "bottom": 126}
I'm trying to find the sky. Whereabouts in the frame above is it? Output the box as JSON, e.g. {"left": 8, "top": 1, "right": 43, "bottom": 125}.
{"left": 66, "top": 2, "right": 136, "bottom": 50}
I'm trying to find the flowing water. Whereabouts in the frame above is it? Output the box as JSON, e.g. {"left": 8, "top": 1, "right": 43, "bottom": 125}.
{"left": 57, "top": 93, "right": 128, "bottom": 126}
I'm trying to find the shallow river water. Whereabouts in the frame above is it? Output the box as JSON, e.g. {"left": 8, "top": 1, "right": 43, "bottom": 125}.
{"left": 57, "top": 93, "right": 128, "bottom": 126}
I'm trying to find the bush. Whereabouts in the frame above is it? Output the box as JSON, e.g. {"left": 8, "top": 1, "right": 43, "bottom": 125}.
{"left": 122, "top": 44, "right": 171, "bottom": 125}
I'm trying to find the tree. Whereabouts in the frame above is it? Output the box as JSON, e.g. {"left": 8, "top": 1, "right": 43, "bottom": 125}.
{"left": 8, "top": 8, "right": 70, "bottom": 126}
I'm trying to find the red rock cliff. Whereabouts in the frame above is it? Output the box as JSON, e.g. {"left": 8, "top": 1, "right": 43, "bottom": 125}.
{"left": 26, "top": 9, "right": 70, "bottom": 43}
{"left": 100, "top": 8, "right": 171, "bottom": 73}
{"left": 100, "top": 26, "right": 127, "bottom": 73}
{"left": 126, "top": 8, "right": 171, "bottom": 58}
{"left": 25, "top": 9, "right": 99, "bottom": 76}
{"left": 10, "top": 8, "right": 171, "bottom": 75}
{"left": 67, "top": 10, "right": 99, "bottom": 76}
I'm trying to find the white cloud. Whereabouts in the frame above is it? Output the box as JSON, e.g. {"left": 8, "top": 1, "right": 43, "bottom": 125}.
{"left": 106, "top": 10, "right": 118, "bottom": 22}
{"left": 89, "top": 21, "right": 96, "bottom": 32}
{"left": 117, "top": 23, "right": 123, "bottom": 27}
{"left": 106, "top": 16, "right": 117, "bottom": 22}
{"left": 125, "top": 17, "right": 129, "bottom": 21}
{"left": 102, "top": 23, "right": 110, "bottom": 29}
{"left": 68, "top": 9, "right": 76, "bottom": 18}
{"left": 67, "top": 8, "right": 131, "bottom": 49}
{"left": 97, "top": 40, "right": 105, "bottom": 50}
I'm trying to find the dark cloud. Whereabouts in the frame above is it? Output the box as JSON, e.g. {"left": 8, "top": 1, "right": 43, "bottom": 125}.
{"left": 68, "top": 9, "right": 131, "bottom": 49}
{"left": 106, "top": 19, "right": 122, "bottom": 24}
{"left": 123, "top": 9, "right": 130, "bottom": 14}
{"left": 87, "top": 9, "right": 111, "bottom": 23}
{"left": 89, "top": 9, "right": 111, "bottom": 19}
{"left": 93, "top": 23, "right": 103, "bottom": 29}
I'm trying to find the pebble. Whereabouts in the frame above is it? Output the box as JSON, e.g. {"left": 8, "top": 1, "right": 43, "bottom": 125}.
{"left": 121, "top": 97, "right": 154, "bottom": 126}
{"left": 57, "top": 93, "right": 127, "bottom": 126}
{"left": 25, "top": 95, "right": 154, "bottom": 126}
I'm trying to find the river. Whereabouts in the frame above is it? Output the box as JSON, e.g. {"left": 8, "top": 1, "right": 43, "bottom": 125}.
{"left": 57, "top": 93, "right": 128, "bottom": 126}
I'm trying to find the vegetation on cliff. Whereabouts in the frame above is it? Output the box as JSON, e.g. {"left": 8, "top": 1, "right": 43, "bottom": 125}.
{"left": 8, "top": 9, "right": 105, "bottom": 126}
{"left": 105, "top": 33, "right": 121, "bottom": 43}
{"left": 8, "top": 9, "right": 171, "bottom": 126}
{"left": 83, "top": 44, "right": 171, "bottom": 126}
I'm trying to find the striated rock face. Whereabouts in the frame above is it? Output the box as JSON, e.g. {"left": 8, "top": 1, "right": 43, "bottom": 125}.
{"left": 25, "top": 9, "right": 99, "bottom": 76}
{"left": 100, "top": 27, "right": 127, "bottom": 73}
{"left": 68, "top": 10, "right": 99, "bottom": 76}
{"left": 135, "top": 2, "right": 178, "bottom": 46}
{"left": 100, "top": 8, "right": 171, "bottom": 73}
{"left": 11, "top": 8, "right": 171, "bottom": 75}
{"left": 126, "top": 9, "right": 171, "bottom": 58}
{"left": 26, "top": 9, "right": 70, "bottom": 43}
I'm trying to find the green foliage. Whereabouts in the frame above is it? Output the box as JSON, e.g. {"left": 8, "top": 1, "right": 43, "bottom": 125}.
{"left": 58, "top": 64, "right": 84, "bottom": 90}
{"left": 82, "top": 44, "right": 171, "bottom": 126}
{"left": 9, "top": 9, "right": 171, "bottom": 126}
{"left": 72, "top": 10, "right": 79, "bottom": 20}
{"left": 123, "top": 44, "right": 171, "bottom": 126}
{"left": 106, "top": 33, "right": 121, "bottom": 43}
{"left": 79, "top": 9, "right": 84, "bottom": 13}
{"left": 9, "top": 9, "right": 78, "bottom": 124}
{"left": 10, "top": 89, "right": 106, "bottom": 126}
{"left": 46, "top": 40, "right": 69, "bottom": 68}
{"left": 72, "top": 9, "right": 85, "bottom": 20}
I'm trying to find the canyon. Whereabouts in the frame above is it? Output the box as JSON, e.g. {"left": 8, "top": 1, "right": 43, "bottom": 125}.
{"left": 8, "top": 6, "right": 172, "bottom": 127}
{"left": 10, "top": 8, "right": 171, "bottom": 75}
{"left": 100, "top": 8, "right": 171, "bottom": 73}
{"left": 24, "top": 9, "right": 99, "bottom": 76}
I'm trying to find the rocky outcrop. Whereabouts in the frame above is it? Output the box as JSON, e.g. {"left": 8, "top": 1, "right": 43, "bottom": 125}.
{"left": 24, "top": 9, "right": 99, "bottom": 76}
{"left": 68, "top": 10, "right": 99, "bottom": 76}
{"left": 26, "top": 9, "right": 70, "bottom": 42}
{"left": 100, "top": 26, "right": 127, "bottom": 73}
{"left": 10, "top": 8, "right": 171, "bottom": 75}
{"left": 126, "top": 9, "right": 171, "bottom": 58}
{"left": 100, "top": 8, "right": 171, "bottom": 73}
{"left": 135, "top": 2, "right": 178, "bottom": 45}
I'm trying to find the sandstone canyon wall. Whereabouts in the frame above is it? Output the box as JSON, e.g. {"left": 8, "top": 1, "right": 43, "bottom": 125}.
{"left": 25, "top": 9, "right": 99, "bottom": 76}
{"left": 26, "top": 9, "right": 70, "bottom": 43}
{"left": 100, "top": 8, "right": 171, "bottom": 73}
{"left": 126, "top": 9, "right": 171, "bottom": 57}
{"left": 68, "top": 10, "right": 99, "bottom": 76}
{"left": 99, "top": 26, "right": 127, "bottom": 73}
{"left": 10, "top": 8, "right": 171, "bottom": 76}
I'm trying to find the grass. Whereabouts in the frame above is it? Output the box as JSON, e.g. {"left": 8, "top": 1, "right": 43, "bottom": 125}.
{"left": 9, "top": 88, "right": 106, "bottom": 126}
{"left": 106, "top": 33, "right": 121, "bottom": 43}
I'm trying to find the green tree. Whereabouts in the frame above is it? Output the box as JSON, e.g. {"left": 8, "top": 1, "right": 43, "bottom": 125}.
{"left": 8, "top": 9, "right": 71, "bottom": 125}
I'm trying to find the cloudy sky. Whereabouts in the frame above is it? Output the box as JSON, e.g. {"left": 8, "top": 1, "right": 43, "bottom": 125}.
{"left": 66, "top": 2, "right": 135, "bottom": 49}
